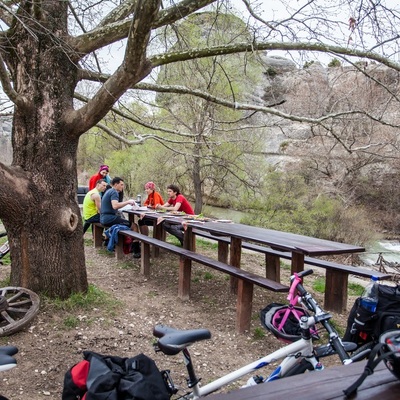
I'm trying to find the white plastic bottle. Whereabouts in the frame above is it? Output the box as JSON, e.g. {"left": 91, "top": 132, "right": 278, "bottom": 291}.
{"left": 241, "top": 375, "right": 263, "bottom": 388}
{"left": 360, "top": 276, "right": 379, "bottom": 312}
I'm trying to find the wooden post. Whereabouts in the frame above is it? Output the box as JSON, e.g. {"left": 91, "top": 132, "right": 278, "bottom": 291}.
{"left": 265, "top": 254, "right": 281, "bottom": 283}
{"left": 229, "top": 237, "right": 242, "bottom": 295}
{"left": 152, "top": 221, "right": 163, "bottom": 257}
{"left": 178, "top": 225, "right": 193, "bottom": 300}
{"left": 291, "top": 252, "right": 305, "bottom": 275}
{"left": 236, "top": 280, "right": 254, "bottom": 333}
{"left": 140, "top": 242, "right": 151, "bottom": 277}
{"left": 218, "top": 241, "right": 229, "bottom": 263}
{"left": 115, "top": 239, "right": 124, "bottom": 260}
{"left": 325, "top": 270, "right": 348, "bottom": 313}
{"left": 93, "top": 224, "right": 104, "bottom": 248}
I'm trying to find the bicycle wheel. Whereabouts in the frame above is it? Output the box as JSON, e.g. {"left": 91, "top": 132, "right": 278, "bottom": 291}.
{"left": 0, "top": 287, "right": 40, "bottom": 336}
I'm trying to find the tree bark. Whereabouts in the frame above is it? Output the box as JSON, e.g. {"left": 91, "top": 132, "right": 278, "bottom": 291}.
{"left": 0, "top": 1, "right": 88, "bottom": 298}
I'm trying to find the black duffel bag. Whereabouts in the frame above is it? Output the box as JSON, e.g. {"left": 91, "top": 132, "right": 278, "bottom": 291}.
{"left": 62, "top": 351, "right": 171, "bottom": 400}
{"left": 343, "top": 283, "right": 400, "bottom": 346}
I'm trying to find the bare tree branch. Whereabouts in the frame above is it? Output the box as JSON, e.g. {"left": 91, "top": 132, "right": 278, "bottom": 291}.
{"left": 0, "top": 53, "right": 27, "bottom": 109}
{"left": 70, "top": 0, "right": 217, "bottom": 56}
{"left": 149, "top": 40, "right": 400, "bottom": 72}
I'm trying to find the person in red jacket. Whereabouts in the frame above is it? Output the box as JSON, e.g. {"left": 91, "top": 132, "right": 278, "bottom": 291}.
{"left": 139, "top": 182, "right": 164, "bottom": 235}
{"left": 156, "top": 184, "right": 194, "bottom": 245}
{"left": 88, "top": 165, "right": 111, "bottom": 190}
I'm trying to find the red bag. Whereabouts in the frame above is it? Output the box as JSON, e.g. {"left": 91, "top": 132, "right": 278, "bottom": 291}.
{"left": 123, "top": 236, "right": 134, "bottom": 254}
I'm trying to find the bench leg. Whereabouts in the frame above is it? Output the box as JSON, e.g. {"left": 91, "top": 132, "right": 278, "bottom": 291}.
{"left": 141, "top": 242, "right": 151, "bottom": 277}
{"left": 324, "top": 270, "right": 348, "bottom": 313}
{"left": 236, "top": 280, "right": 254, "bottom": 334}
{"left": 230, "top": 237, "right": 242, "bottom": 295}
{"left": 115, "top": 240, "right": 124, "bottom": 260}
{"left": 178, "top": 257, "right": 192, "bottom": 300}
{"left": 93, "top": 224, "right": 104, "bottom": 248}
{"left": 265, "top": 254, "right": 280, "bottom": 283}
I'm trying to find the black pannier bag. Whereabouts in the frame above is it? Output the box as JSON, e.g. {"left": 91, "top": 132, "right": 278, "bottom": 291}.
{"left": 62, "top": 351, "right": 171, "bottom": 400}
{"left": 343, "top": 283, "right": 400, "bottom": 346}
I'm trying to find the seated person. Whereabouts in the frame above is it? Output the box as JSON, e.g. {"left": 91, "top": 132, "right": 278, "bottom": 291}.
{"left": 82, "top": 179, "right": 107, "bottom": 234}
{"left": 100, "top": 177, "right": 140, "bottom": 257}
{"left": 138, "top": 181, "right": 164, "bottom": 236}
{"left": 156, "top": 184, "right": 194, "bottom": 245}
{"left": 89, "top": 164, "right": 111, "bottom": 191}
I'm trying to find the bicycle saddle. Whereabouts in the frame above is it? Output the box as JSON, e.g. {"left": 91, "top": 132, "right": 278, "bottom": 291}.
{"left": 154, "top": 325, "right": 211, "bottom": 356}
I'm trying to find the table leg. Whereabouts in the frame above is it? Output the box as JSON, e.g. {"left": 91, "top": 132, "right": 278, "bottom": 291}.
{"left": 230, "top": 237, "right": 242, "bottom": 295}
{"left": 218, "top": 241, "right": 229, "bottom": 263}
{"left": 291, "top": 253, "right": 305, "bottom": 274}
{"left": 265, "top": 254, "right": 280, "bottom": 283}
{"left": 178, "top": 225, "right": 193, "bottom": 300}
{"left": 325, "top": 270, "right": 348, "bottom": 313}
{"left": 152, "top": 221, "right": 164, "bottom": 257}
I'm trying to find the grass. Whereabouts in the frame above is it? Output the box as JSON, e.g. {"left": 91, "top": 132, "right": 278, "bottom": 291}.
{"left": 312, "top": 277, "right": 325, "bottom": 293}
{"left": 253, "top": 326, "right": 266, "bottom": 340}
{"left": 0, "top": 275, "right": 10, "bottom": 287}
{"left": 348, "top": 282, "right": 364, "bottom": 296}
{"left": 46, "top": 283, "right": 121, "bottom": 313}
{"left": 43, "top": 284, "right": 122, "bottom": 329}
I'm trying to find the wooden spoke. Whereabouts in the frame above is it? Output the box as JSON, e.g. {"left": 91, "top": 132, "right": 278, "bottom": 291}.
{"left": 0, "top": 287, "right": 40, "bottom": 336}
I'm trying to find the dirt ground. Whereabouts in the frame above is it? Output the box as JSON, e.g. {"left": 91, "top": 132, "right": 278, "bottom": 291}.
{"left": 0, "top": 238, "right": 364, "bottom": 400}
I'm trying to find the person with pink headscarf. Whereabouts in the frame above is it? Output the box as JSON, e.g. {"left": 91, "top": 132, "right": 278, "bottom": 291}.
{"left": 139, "top": 182, "right": 164, "bottom": 235}
{"left": 88, "top": 164, "right": 111, "bottom": 190}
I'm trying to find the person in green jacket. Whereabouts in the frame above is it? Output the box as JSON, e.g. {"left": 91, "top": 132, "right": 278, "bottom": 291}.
{"left": 83, "top": 179, "right": 107, "bottom": 234}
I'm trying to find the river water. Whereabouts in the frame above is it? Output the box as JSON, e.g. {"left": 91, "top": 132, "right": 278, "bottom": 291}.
{"left": 203, "top": 205, "right": 400, "bottom": 269}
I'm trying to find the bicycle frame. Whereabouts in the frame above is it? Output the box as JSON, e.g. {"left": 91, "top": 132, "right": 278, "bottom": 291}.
{"left": 156, "top": 270, "right": 353, "bottom": 399}
{"left": 186, "top": 319, "right": 318, "bottom": 398}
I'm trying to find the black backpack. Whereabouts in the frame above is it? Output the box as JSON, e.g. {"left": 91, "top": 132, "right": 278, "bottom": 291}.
{"left": 62, "top": 351, "right": 171, "bottom": 400}
{"left": 343, "top": 283, "right": 400, "bottom": 346}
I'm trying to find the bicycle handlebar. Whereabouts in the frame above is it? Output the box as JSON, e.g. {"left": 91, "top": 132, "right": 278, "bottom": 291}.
{"left": 292, "top": 271, "right": 352, "bottom": 364}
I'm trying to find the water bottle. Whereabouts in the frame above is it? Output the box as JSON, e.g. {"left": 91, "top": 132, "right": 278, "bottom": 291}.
{"left": 241, "top": 375, "right": 263, "bottom": 388}
{"left": 136, "top": 194, "right": 141, "bottom": 206}
{"left": 360, "top": 276, "right": 379, "bottom": 312}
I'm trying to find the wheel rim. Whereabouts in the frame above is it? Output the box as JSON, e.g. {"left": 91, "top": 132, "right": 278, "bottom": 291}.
{"left": 0, "top": 287, "right": 40, "bottom": 336}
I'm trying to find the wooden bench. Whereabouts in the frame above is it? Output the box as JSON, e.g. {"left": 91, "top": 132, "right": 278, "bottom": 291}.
{"left": 115, "top": 230, "right": 289, "bottom": 333}
{"left": 92, "top": 223, "right": 105, "bottom": 248}
{"left": 191, "top": 229, "right": 392, "bottom": 313}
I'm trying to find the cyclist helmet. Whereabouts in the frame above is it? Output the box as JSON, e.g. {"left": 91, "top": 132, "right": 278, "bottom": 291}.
{"left": 379, "top": 330, "right": 400, "bottom": 380}
{"left": 260, "top": 302, "right": 319, "bottom": 343}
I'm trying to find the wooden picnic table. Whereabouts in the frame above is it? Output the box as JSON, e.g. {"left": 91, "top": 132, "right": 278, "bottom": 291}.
{"left": 185, "top": 221, "right": 365, "bottom": 275}
{"left": 123, "top": 209, "right": 369, "bottom": 314}
{"left": 207, "top": 359, "right": 400, "bottom": 400}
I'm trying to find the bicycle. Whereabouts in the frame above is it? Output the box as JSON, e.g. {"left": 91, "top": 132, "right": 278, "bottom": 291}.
{"left": 0, "top": 346, "right": 17, "bottom": 400}
{"left": 152, "top": 269, "right": 367, "bottom": 399}
{"left": 0, "top": 231, "right": 9, "bottom": 265}
{"left": 0, "top": 346, "right": 17, "bottom": 372}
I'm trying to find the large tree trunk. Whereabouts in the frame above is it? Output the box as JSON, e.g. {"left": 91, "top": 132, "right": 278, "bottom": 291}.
{"left": 0, "top": 1, "right": 88, "bottom": 298}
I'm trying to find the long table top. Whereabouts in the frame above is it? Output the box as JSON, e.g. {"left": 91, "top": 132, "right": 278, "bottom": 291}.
{"left": 186, "top": 221, "right": 365, "bottom": 256}
{"left": 207, "top": 361, "right": 400, "bottom": 400}
{"left": 125, "top": 208, "right": 365, "bottom": 257}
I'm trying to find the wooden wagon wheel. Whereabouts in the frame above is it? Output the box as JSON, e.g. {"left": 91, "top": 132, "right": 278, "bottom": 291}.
{"left": 0, "top": 287, "right": 40, "bottom": 336}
